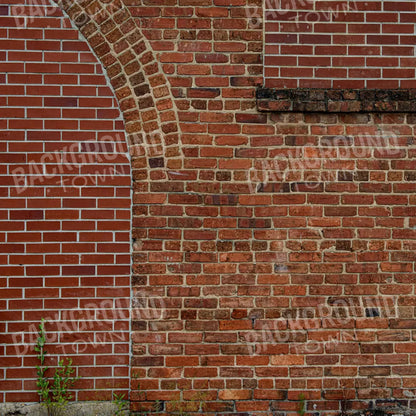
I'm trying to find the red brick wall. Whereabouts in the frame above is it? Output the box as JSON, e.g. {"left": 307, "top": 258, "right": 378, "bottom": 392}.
{"left": 264, "top": 0, "right": 416, "bottom": 88}
{"left": 130, "top": 0, "right": 416, "bottom": 413}
{"left": 0, "top": 2, "right": 131, "bottom": 402}
{"left": 3, "top": 0, "right": 416, "bottom": 414}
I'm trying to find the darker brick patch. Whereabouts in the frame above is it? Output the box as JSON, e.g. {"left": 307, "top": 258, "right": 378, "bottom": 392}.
{"left": 216, "top": 171, "right": 231, "bottom": 181}
{"left": 238, "top": 219, "right": 271, "bottom": 228}
{"left": 62, "top": 266, "right": 95, "bottom": 275}
{"left": 131, "top": 321, "right": 146, "bottom": 330}
{"left": 138, "top": 96, "right": 155, "bottom": 110}
{"left": 132, "top": 276, "right": 146, "bottom": 286}
{"left": 405, "top": 171, "right": 416, "bottom": 181}
{"left": 10, "top": 210, "right": 44, "bottom": 220}
{"left": 0, "top": 6, "right": 8, "bottom": 15}
{"left": 134, "top": 84, "right": 150, "bottom": 96}
{"left": 365, "top": 308, "right": 380, "bottom": 318}
{"left": 354, "top": 171, "right": 369, "bottom": 181}
{"left": 336, "top": 240, "right": 352, "bottom": 251}
{"left": 205, "top": 195, "right": 238, "bottom": 206}
{"left": 44, "top": 97, "right": 78, "bottom": 107}
{"left": 285, "top": 135, "right": 317, "bottom": 146}
{"left": 257, "top": 88, "right": 416, "bottom": 113}
{"left": 274, "top": 264, "right": 288, "bottom": 273}
{"left": 338, "top": 171, "right": 354, "bottom": 181}
{"left": 149, "top": 157, "right": 164, "bottom": 168}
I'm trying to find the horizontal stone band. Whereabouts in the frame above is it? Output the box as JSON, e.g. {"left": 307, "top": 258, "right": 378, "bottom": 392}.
{"left": 257, "top": 88, "right": 416, "bottom": 113}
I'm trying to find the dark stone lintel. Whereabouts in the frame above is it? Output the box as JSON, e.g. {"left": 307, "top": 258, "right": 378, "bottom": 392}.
{"left": 257, "top": 88, "right": 416, "bottom": 113}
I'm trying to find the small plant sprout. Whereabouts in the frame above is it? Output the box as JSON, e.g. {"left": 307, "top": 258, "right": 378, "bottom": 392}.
{"left": 34, "top": 318, "right": 49, "bottom": 404}
{"left": 34, "top": 318, "right": 80, "bottom": 416}
{"left": 298, "top": 393, "right": 306, "bottom": 416}
{"left": 113, "top": 392, "right": 129, "bottom": 416}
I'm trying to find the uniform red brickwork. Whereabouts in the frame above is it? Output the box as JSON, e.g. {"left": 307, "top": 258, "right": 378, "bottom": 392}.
{"left": 0, "top": 1, "right": 131, "bottom": 402}
{"left": 2, "top": 0, "right": 416, "bottom": 414}
{"left": 264, "top": 0, "right": 416, "bottom": 88}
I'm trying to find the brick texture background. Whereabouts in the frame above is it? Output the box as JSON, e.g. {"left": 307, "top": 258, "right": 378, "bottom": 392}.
{"left": 265, "top": 0, "right": 416, "bottom": 88}
{"left": 0, "top": 1, "right": 131, "bottom": 401}
{"left": 2, "top": 0, "right": 416, "bottom": 414}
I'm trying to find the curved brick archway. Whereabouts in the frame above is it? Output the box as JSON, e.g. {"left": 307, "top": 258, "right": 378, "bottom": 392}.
{"left": 53, "top": 0, "right": 182, "bottom": 175}
{"left": 2, "top": 0, "right": 183, "bottom": 405}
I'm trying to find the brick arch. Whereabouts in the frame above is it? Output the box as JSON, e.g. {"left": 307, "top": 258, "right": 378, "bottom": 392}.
{"left": 53, "top": 0, "right": 182, "bottom": 175}
{"left": 48, "top": 0, "right": 185, "bottom": 406}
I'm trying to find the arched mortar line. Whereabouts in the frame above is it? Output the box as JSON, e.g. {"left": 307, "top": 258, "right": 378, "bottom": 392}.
{"left": 51, "top": 0, "right": 183, "bottom": 179}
